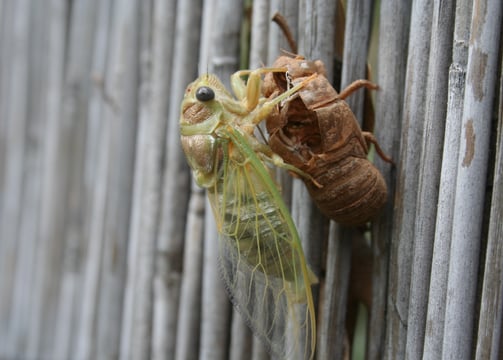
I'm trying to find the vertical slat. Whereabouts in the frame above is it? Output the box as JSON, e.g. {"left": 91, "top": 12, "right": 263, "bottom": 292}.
{"left": 96, "top": 0, "right": 141, "bottom": 357}
{"left": 442, "top": 0, "right": 502, "bottom": 358}
{"left": 405, "top": 0, "right": 456, "bottom": 358}
{"left": 422, "top": 0, "right": 472, "bottom": 357}
{"left": 316, "top": 226, "right": 351, "bottom": 360}
{"left": 0, "top": 0, "right": 31, "bottom": 356}
{"left": 369, "top": 0, "right": 411, "bottom": 358}
{"left": 334, "top": 2, "right": 374, "bottom": 359}
{"left": 249, "top": 0, "right": 269, "bottom": 68}
{"left": 153, "top": 0, "right": 200, "bottom": 357}
{"left": 87, "top": 0, "right": 141, "bottom": 358}
{"left": 51, "top": 0, "right": 101, "bottom": 358}
{"left": 175, "top": 183, "right": 205, "bottom": 360}
{"left": 71, "top": 1, "right": 113, "bottom": 359}
{"left": 121, "top": 0, "right": 171, "bottom": 357}
{"left": 475, "top": 57, "right": 503, "bottom": 360}
{"left": 385, "top": 0, "right": 432, "bottom": 358}
{"left": 340, "top": 0, "right": 374, "bottom": 119}
{"left": 26, "top": 0, "right": 67, "bottom": 357}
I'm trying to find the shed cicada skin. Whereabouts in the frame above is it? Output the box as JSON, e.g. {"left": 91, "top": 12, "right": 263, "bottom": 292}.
{"left": 180, "top": 68, "right": 317, "bottom": 359}
{"left": 263, "top": 55, "right": 393, "bottom": 226}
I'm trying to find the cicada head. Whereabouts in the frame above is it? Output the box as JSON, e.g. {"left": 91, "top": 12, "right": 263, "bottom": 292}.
{"left": 179, "top": 74, "right": 231, "bottom": 188}
{"left": 262, "top": 55, "right": 327, "bottom": 97}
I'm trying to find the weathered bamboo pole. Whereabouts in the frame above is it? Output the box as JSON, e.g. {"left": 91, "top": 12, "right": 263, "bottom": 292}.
{"left": 52, "top": 0, "right": 105, "bottom": 358}
{"left": 175, "top": 182, "right": 205, "bottom": 360}
{"left": 249, "top": 0, "right": 270, "bottom": 68}
{"left": 442, "top": 1, "right": 502, "bottom": 358}
{"left": 317, "top": 227, "right": 351, "bottom": 360}
{"left": 369, "top": 0, "right": 411, "bottom": 358}
{"left": 340, "top": 0, "right": 373, "bottom": 119}
{"left": 475, "top": 58, "right": 503, "bottom": 360}
{"left": 27, "top": 0, "right": 68, "bottom": 357}
{"left": 97, "top": 2, "right": 145, "bottom": 360}
{"left": 405, "top": 0, "right": 456, "bottom": 358}
{"left": 0, "top": 0, "right": 31, "bottom": 355}
{"left": 72, "top": 1, "right": 117, "bottom": 359}
{"left": 422, "top": 0, "right": 472, "bottom": 357}
{"left": 384, "top": 0, "right": 432, "bottom": 358}
{"left": 91, "top": 0, "right": 140, "bottom": 358}
{"left": 152, "top": 0, "right": 201, "bottom": 357}
{"left": 335, "top": 2, "right": 374, "bottom": 359}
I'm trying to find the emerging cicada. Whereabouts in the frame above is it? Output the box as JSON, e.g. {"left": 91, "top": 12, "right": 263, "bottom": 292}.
{"left": 180, "top": 68, "right": 317, "bottom": 359}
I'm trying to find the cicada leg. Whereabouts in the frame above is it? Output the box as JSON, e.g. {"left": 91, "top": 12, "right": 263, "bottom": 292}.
{"left": 247, "top": 134, "right": 322, "bottom": 188}
{"left": 231, "top": 67, "right": 290, "bottom": 110}
{"left": 337, "top": 79, "right": 379, "bottom": 100}
{"left": 256, "top": 73, "right": 317, "bottom": 122}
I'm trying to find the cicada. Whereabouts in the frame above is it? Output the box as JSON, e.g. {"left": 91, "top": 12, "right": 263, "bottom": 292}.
{"left": 179, "top": 68, "right": 318, "bottom": 359}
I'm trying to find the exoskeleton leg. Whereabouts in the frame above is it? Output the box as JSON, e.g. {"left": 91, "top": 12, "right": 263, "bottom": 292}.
{"left": 362, "top": 132, "right": 394, "bottom": 164}
{"left": 337, "top": 80, "right": 379, "bottom": 100}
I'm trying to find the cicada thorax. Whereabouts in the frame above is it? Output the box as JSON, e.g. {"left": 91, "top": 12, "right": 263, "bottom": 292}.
{"left": 264, "top": 56, "right": 389, "bottom": 226}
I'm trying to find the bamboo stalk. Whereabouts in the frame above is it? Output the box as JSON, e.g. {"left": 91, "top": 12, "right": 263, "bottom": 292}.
{"left": 369, "top": 0, "right": 411, "bottom": 358}
{"left": 199, "top": 204, "right": 231, "bottom": 360}
{"left": 5, "top": 0, "right": 49, "bottom": 358}
{"left": 383, "top": 1, "right": 433, "bottom": 358}
{"left": 96, "top": 2, "right": 148, "bottom": 360}
{"left": 175, "top": 182, "right": 205, "bottom": 360}
{"left": 317, "top": 225, "right": 351, "bottom": 359}
{"left": 422, "top": 0, "right": 472, "bottom": 357}
{"left": 405, "top": 0, "right": 456, "bottom": 358}
{"left": 336, "top": 2, "right": 374, "bottom": 358}
{"left": 340, "top": 0, "right": 373, "bottom": 120}
{"left": 26, "top": 0, "right": 68, "bottom": 358}
{"left": 475, "top": 56, "right": 503, "bottom": 360}
{"left": 442, "top": 1, "right": 502, "bottom": 358}
{"left": 126, "top": 1, "right": 176, "bottom": 357}
{"left": 50, "top": 0, "right": 103, "bottom": 358}
{"left": 152, "top": 0, "right": 200, "bottom": 357}
{"left": 249, "top": 0, "right": 270, "bottom": 68}
{"left": 0, "top": 0, "right": 31, "bottom": 355}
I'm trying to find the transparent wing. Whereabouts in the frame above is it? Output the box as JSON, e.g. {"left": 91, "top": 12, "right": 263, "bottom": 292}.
{"left": 207, "top": 129, "right": 317, "bottom": 360}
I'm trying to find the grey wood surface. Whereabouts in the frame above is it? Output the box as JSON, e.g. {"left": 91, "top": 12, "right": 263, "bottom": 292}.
{"left": 0, "top": 1, "right": 501, "bottom": 359}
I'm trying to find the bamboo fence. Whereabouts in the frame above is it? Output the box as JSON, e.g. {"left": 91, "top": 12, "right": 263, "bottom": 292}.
{"left": 0, "top": 0, "right": 502, "bottom": 359}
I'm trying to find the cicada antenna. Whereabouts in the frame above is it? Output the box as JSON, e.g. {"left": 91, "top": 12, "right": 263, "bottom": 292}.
{"left": 271, "top": 12, "right": 298, "bottom": 54}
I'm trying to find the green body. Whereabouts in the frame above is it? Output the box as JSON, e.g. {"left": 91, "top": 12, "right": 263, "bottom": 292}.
{"left": 179, "top": 69, "right": 317, "bottom": 359}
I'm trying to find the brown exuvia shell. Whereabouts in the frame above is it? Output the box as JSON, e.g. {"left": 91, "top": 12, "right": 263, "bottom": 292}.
{"left": 264, "top": 56, "right": 392, "bottom": 226}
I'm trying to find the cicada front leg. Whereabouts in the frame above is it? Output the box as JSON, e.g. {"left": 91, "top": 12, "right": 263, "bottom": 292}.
{"left": 231, "top": 68, "right": 316, "bottom": 113}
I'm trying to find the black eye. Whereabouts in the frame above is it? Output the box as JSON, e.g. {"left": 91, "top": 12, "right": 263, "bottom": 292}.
{"left": 195, "top": 86, "right": 215, "bottom": 102}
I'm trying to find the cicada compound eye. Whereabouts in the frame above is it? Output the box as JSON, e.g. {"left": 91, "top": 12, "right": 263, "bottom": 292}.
{"left": 196, "top": 86, "right": 215, "bottom": 102}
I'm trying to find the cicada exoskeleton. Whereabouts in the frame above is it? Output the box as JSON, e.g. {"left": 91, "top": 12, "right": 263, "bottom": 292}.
{"left": 263, "top": 55, "right": 393, "bottom": 226}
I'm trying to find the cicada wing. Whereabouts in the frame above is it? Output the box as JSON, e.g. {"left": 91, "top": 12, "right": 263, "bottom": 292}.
{"left": 206, "top": 132, "right": 317, "bottom": 359}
